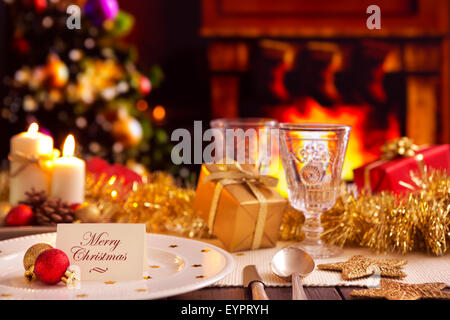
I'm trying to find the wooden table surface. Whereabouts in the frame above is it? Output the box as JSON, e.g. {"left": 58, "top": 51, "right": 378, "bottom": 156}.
{"left": 169, "top": 286, "right": 349, "bottom": 300}
{"left": 168, "top": 286, "right": 450, "bottom": 300}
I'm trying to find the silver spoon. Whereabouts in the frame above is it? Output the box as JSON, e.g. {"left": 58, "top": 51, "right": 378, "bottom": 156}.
{"left": 270, "top": 246, "right": 315, "bottom": 300}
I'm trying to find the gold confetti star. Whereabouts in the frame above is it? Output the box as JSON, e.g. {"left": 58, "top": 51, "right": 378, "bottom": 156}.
{"left": 317, "top": 255, "right": 407, "bottom": 280}
{"left": 351, "top": 279, "right": 450, "bottom": 300}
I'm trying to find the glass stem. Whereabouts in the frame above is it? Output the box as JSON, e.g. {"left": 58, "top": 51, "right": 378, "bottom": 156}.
{"left": 302, "top": 215, "right": 323, "bottom": 246}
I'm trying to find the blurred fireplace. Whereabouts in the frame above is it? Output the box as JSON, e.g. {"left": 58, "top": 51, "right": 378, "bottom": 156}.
{"left": 243, "top": 40, "right": 405, "bottom": 180}
{"left": 201, "top": 0, "right": 450, "bottom": 179}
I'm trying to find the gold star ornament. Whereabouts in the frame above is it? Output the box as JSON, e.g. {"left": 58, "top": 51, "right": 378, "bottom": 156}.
{"left": 351, "top": 279, "right": 450, "bottom": 300}
{"left": 317, "top": 255, "right": 407, "bottom": 280}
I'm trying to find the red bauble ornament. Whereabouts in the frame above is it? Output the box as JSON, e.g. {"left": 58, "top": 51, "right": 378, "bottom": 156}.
{"left": 5, "top": 205, "right": 34, "bottom": 226}
{"left": 13, "top": 37, "right": 30, "bottom": 54}
{"left": 33, "top": 0, "right": 47, "bottom": 13}
{"left": 34, "top": 249, "right": 70, "bottom": 285}
{"left": 138, "top": 76, "right": 152, "bottom": 95}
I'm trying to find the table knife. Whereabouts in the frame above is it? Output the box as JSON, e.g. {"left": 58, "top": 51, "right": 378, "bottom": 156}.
{"left": 243, "top": 265, "right": 269, "bottom": 300}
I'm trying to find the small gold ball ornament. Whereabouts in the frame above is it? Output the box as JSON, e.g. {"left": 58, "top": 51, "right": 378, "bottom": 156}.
{"left": 74, "top": 203, "right": 104, "bottom": 223}
{"left": 111, "top": 116, "right": 143, "bottom": 147}
{"left": 46, "top": 54, "right": 69, "bottom": 88}
{"left": 23, "top": 243, "right": 53, "bottom": 281}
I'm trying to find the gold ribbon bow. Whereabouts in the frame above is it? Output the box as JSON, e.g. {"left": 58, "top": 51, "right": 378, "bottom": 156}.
{"left": 381, "top": 137, "right": 419, "bottom": 160}
{"left": 364, "top": 137, "right": 424, "bottom": 193}
{"left": 203, "top": 162, "right": 278, "bottom": 250}
{"left": 8, "top": 151, "right": 57, "bottom": 178}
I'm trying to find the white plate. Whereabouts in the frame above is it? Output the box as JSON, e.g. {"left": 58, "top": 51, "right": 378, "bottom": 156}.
{"left": 0, "top": 232, "right": 235, "bottom": 300}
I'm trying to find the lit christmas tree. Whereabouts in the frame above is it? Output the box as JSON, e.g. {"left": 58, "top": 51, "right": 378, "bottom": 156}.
{"left": 1, "top": 0, "right": 173, "bottom": 172}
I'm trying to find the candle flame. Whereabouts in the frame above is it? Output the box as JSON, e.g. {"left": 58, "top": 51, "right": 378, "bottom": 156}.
{"left": 27, "top": 123, "right": 39, "bottom": 135}
{"left": 62, "top": 134, "right": 75, "bottom": 157}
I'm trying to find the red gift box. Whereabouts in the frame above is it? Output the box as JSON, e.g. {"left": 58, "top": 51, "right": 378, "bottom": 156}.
{"left": 354, "top": 144, "right": 450, "bottom": 194}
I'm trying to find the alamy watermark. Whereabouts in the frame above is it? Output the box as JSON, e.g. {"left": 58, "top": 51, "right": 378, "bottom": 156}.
{"left": 66, "top": 5, "right": 81, "bottom": 30}
{"left": 170, "top": 121, "right": 280, "bottom": 169}
{"left": 65, "top": 4, "right": 381, "bottom": 31}
{"left": 366, "top": 5, "right": 381, "bottom": 30}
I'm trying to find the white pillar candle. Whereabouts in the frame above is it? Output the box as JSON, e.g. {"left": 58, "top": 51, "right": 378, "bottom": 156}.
{"left": 9, "top": 123, "right": 54, "bottom": 205}
{"left": 51, "top": 135, "right": 85, "bottom": 205}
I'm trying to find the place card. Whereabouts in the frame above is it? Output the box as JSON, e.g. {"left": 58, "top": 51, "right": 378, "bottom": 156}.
{"left": 56, "top": 223, "right": 147, "bottom": 281}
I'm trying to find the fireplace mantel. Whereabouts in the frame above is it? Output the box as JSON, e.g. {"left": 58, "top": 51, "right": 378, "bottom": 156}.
{"left": 201, "top": 0, "right": 450, "bottom": 145}
{"left": 201, "top": 0, "right": 448, "bottom": 38}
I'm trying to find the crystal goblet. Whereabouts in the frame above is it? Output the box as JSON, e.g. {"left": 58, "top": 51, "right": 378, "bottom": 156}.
{"left": 279, "top": 123, "right": 351, "bottom": 259}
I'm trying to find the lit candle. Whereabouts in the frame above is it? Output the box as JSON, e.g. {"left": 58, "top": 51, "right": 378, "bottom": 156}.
{"left": 51, "top": 135, "right": 85, "bottom": 205}
{"left": 9, "top": 123, "right": 54, "bottom": 205}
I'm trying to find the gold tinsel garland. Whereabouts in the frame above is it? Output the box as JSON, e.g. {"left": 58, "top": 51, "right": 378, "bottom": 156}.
{"left": 321, "top": 169, "right": 450, "bottom": 256}
{"left": 84, "top": 171, "right": 211, "bottom": 239}
{"left": 279, "top": 204, "right": 305, "bottom": 241}
{"left": 87, "top": 168, "right": 448, "bottom": 255}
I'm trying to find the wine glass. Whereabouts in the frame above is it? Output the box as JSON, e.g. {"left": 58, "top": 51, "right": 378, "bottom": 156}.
{"left": 279, "top": 123, "right": 351, "bottom": 259}
{"left": 209, "top": 118, "right": 279, "bottom": 175}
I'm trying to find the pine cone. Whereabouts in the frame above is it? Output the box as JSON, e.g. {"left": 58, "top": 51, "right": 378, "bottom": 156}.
{"left": 35, "top": 198, "right": 75, "bottom": 226}
{"left": 20, "top": 188, "right": 47, "bottom": 212}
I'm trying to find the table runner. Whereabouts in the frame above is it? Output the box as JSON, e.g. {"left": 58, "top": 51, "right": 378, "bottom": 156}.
{"left": 211, "top": 241, "right": 450, "bottom": 287}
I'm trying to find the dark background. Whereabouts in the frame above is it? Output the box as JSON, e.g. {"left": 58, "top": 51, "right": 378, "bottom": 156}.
{"left": 110, "top": 0, "right": 211, "bottom": 128}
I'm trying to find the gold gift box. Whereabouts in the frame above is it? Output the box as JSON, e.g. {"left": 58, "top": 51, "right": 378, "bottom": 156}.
{"left": 194, "top": 164, "right": 287, "bottom": 252}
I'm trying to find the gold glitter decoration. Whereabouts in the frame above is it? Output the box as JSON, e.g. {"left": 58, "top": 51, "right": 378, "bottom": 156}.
{"left": 76, "top": 294, "right": 88, "bottom": 298}
{"left": 321, "top": 169, "right": 450, "bottom": 256}
{"left": 23, "top": 243, "right": 53, "bottom": 281}
{"left": 143, "top": 276, "right": 152, "bottom": 280}
{"left": 149, "top": 265, "right": 160, "bottom": 268}
{"left": 104, "top": 281, "right": 116, "bottom": 285}
{"left": 201, "top": 249, "right": 211, "bottom": 253}
{"left": 317, "top": 255, "right": 407, "bottom": 280}
{"left": 23, "top": 243, "right": 53, "bottom": 270}
{"left": 1, "top": 293, "right": 12, "bottom": 297}
{"left": 136, "top": 289, "right": 147, "bottom": 292}
{"left": 350, "top": 279, "right": 450, "bottom": 300}
{"left": 85, "top": 171, "right": 211, "bottom": 239}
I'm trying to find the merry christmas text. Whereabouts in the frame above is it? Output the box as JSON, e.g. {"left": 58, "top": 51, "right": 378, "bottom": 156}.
{"left": 70, "top": 231, "right": 127, "bottom": 262}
